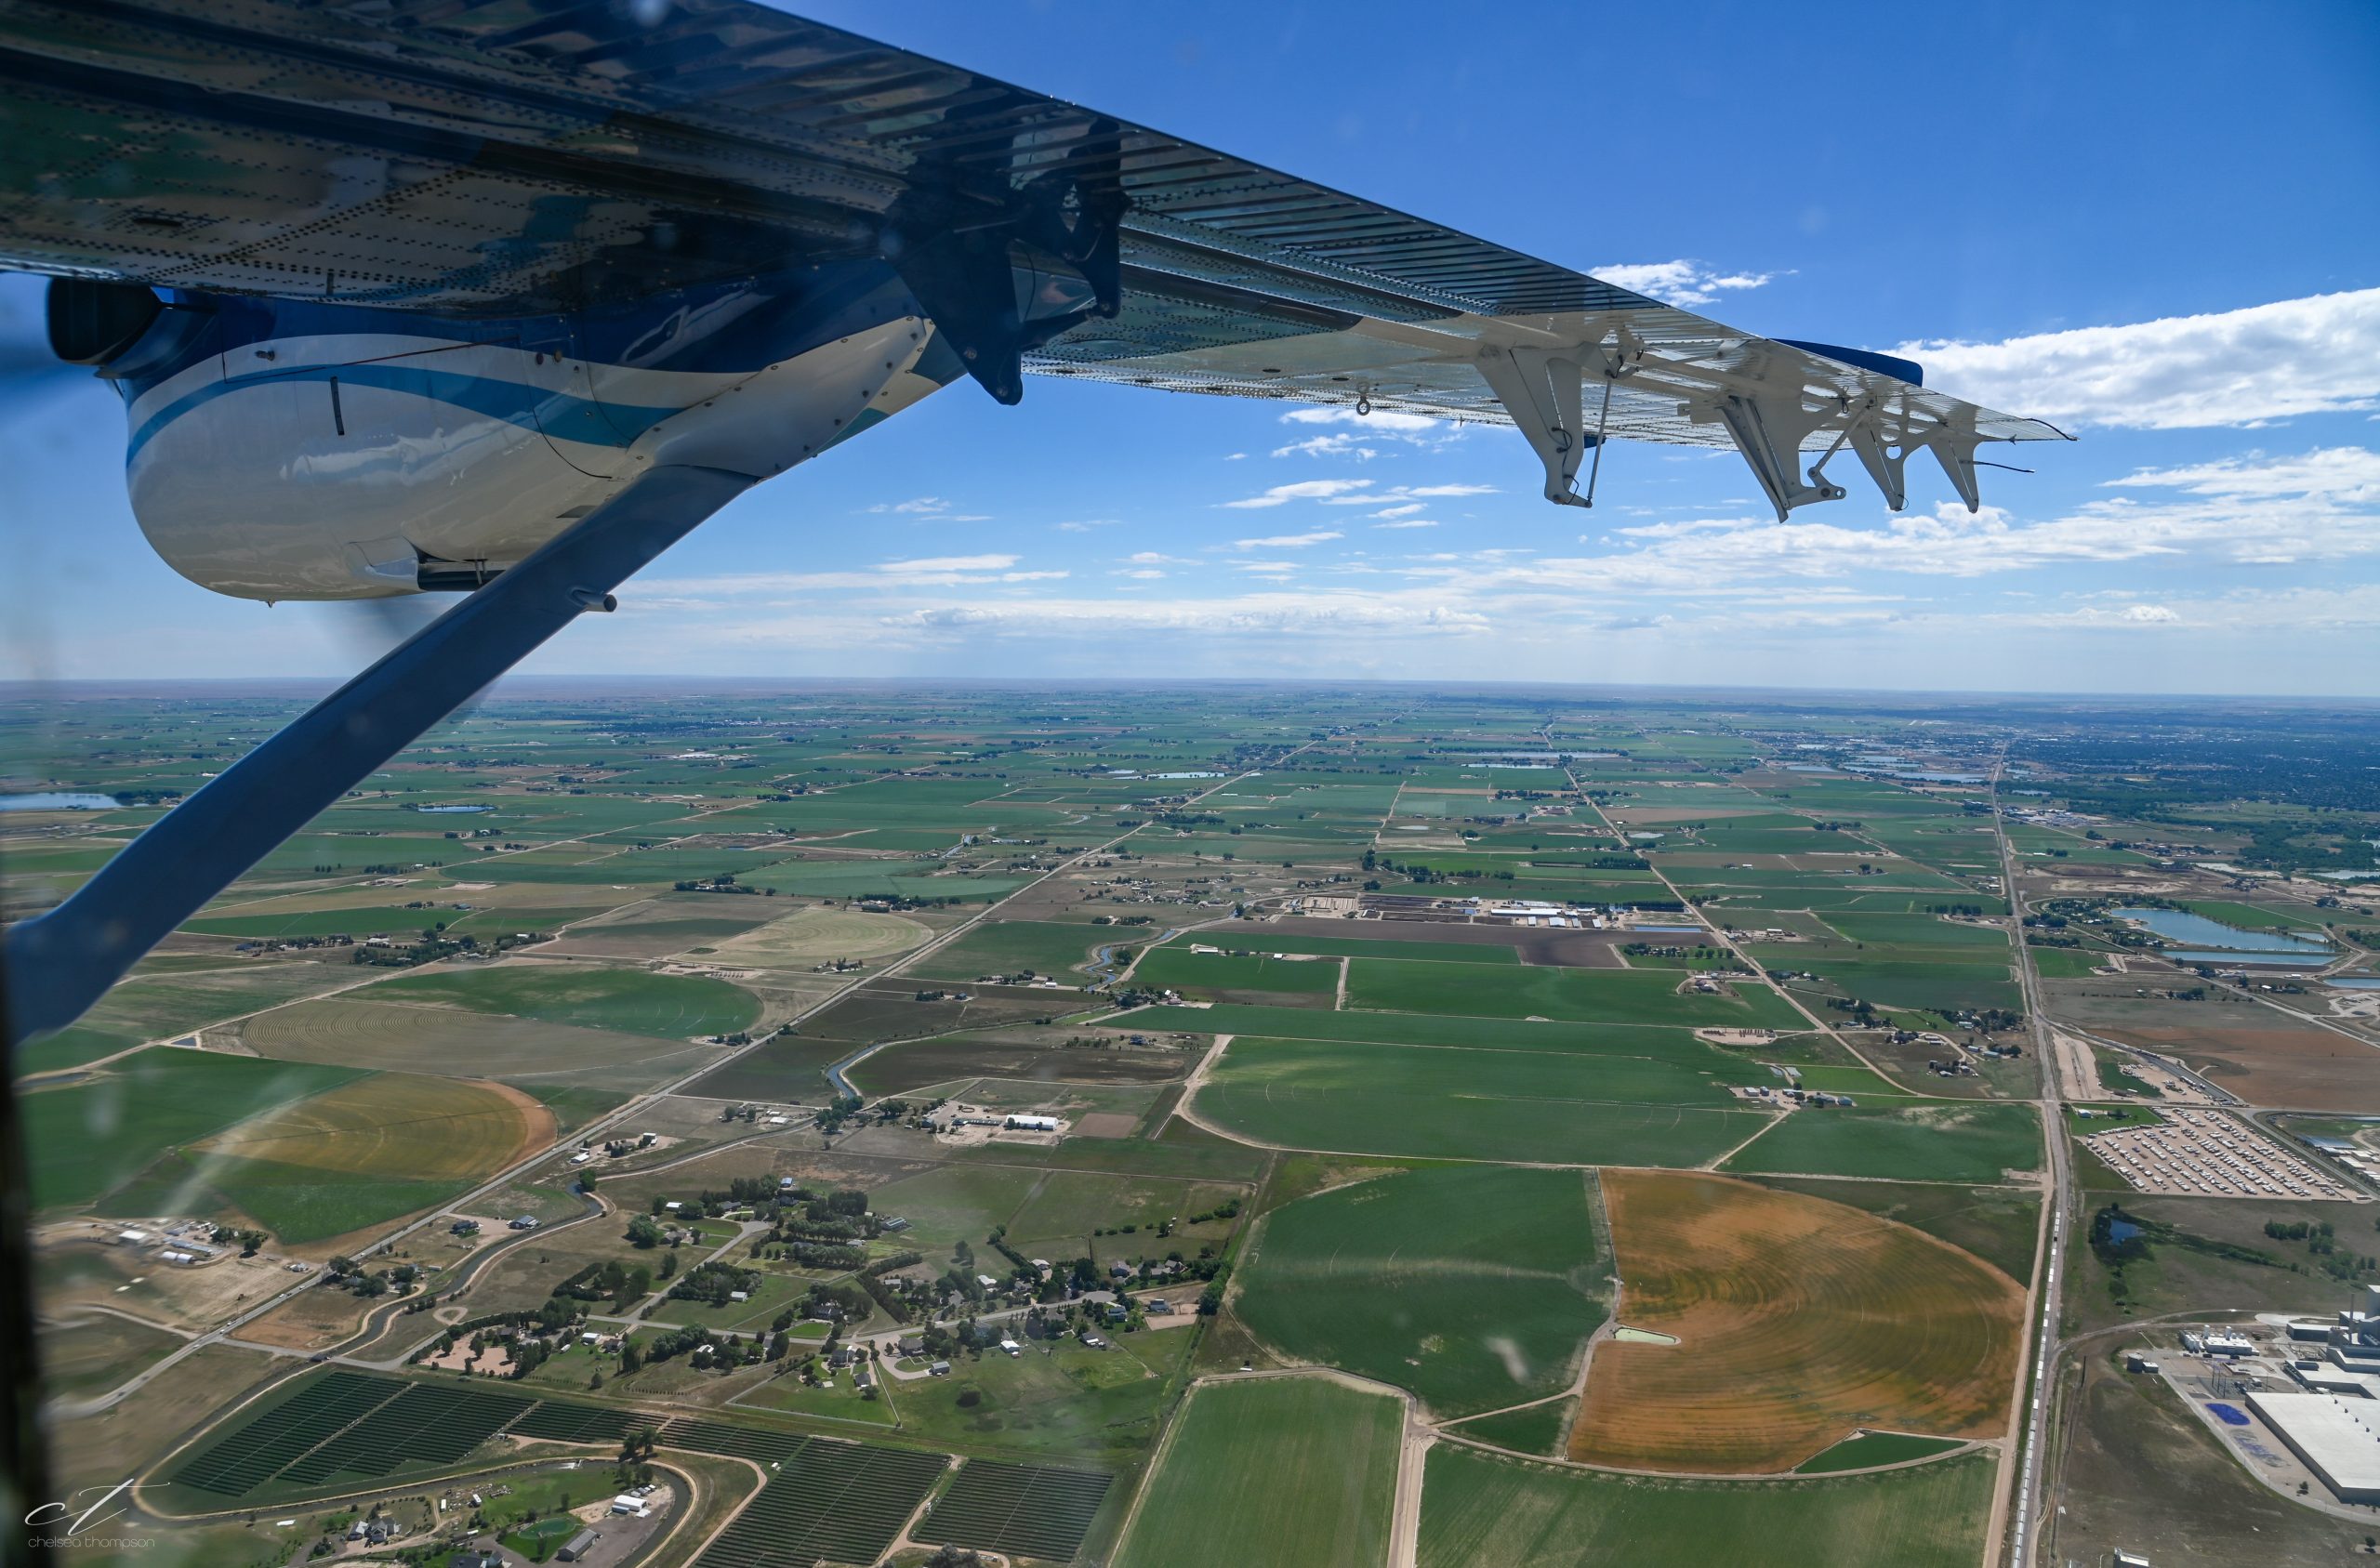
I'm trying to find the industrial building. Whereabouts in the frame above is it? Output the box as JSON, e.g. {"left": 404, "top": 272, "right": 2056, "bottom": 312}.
{"left": 2245, "top": 1392, "right": 2380, "bottom": 1504}
{"left": 1004, "top": 1113, "right": 1061, "bottom": 1133}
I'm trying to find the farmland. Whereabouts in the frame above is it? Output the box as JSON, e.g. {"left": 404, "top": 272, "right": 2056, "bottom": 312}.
{"left": 1569, "top": 1172, "right": 2022, "bottom": 1473}
{"left": 1418, "top": 1443, "right": 1997, "bottom": 1568}
{"left": 1721, "top": 1102, "right": 2043, "bottom": 1184}
{"left": 1346, "top": 957, "right": 1805, "bottom": 1029}
{"left": 1190, "top": 1034, "right": 1770, "bottom": 1166}
{"left": 25, "top": 1049, "right": 367, "bottom": 1210}
{"left": 1233, "top": 1165, "right": 1606, "bottom": 1415}
{"left": 17, "top": 683, "right": 2369, "bottom": 1568}
{"left": 366, "top": 963, "right": 760, "bottom": 1039}
{"left": 1116, "top": 1377, "right": 1403, "bottom": 1568}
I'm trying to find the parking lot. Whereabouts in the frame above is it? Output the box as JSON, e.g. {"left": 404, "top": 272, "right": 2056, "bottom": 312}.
{"left": 2082, "top": 1108, "right": 2358, "bottom": 1200}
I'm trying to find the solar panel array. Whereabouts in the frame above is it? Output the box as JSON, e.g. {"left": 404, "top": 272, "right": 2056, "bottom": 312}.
{"left": 509, "top": 1398, "right": 654, "bottom": 1446}
{"left": 655, "top": 1417, "right": 813, "bottom": 1467}
{"left": 920, "top": 1459, "right": 1114, "bottom": 1562}
{"left": 163, "top": 1364, "right": 962, "bottom": 1561}
{"left": 694, "top": 1440, "right": 948, "bottom": 1568}
{"left": 278, "top": 1384, "right": 533, "bottom": 1486}
{"left": 172, "top": 1374, "right": 537, "bottom": 1498}
{"left": 173, "top": 1372, "right": 403, "bottom": 1497}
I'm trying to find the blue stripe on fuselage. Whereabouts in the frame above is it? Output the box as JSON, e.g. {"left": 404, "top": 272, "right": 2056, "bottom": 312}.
{"left": 118, "top": 260, "right": 928, "bottom": 457}
{"left": 126, "top": 359, "right": 677, "bottom": 463}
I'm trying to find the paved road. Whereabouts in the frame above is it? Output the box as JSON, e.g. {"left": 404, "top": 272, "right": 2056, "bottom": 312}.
{"left": 1996, "top": 756, "right": 2073, "bottom": 1568}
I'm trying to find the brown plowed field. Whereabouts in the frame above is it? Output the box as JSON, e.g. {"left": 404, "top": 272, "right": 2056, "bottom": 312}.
{"left": 2095, "top": 1024, "right": 2380, "bottom": 1112}
{"left": 1569, "top": 1171, "right": 2022, "bottom": 1474}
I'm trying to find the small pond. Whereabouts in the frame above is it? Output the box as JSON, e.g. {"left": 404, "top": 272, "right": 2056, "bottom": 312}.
{"left": 0, "top": 792, "right": 122, "bottom": 811}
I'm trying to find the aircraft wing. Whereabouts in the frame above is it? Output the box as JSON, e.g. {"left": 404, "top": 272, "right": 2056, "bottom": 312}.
{"left": 0, "top": 0, "right": 2065, "bottom": 516}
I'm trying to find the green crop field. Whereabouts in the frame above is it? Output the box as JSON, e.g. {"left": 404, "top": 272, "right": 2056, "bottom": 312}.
{"left": 1117, "top": 1377, "right": 1402, "bottom": 1568}
{"left": 1131, "top": 1003, "right": 1765, "bottom": 1057}
{"left": 1193, "top": 1035, "right": 1767, "bottom": 1166}
{"left": 909, "top": 919, "right": 1110, "bottom": 981}
{"left": 1223, "top": 931, "right": 1521, "bottom": 965}
{"left": 25, "top": 1049, "right": 368, "bottom": 1210}
{"left": 182, "top": 903, "right": 510, "bottom": 940}
{"left": 233, "top": 996, "right": 706, "bottom": 1087}
{"left": 1793, "top": 1431, "right": 1967, "bottom": 1472}
{"left": 1417, "top": 1444, "right": 1995, "bottom": 1568}
{"left": 367, "top": 963, "right": 760, "bottom": 1038}
{"left": 1447, "top": 1400, "right": 1572, "bottom": 1456}
{"left": 2027, "top": 946, "right": 2109, "bottom": 979}
{"left": 894, "top": 1331, "right": 1196, "bottom": 1463}
{"left": 1754, "top": 952, "right": 2021, "bottom": 1014}
{"left": 1235, "top": 1165, "right": 1606, "bottom": 1416}
{"left": 1131, "top": 947, "right": 1341, "bottom": 995}
{"left": 1724, "top": 1103, "right": 2043, "bottom": 1184}
{"left": 1346, "top": 958, "right": 1803, "bottom": 1028}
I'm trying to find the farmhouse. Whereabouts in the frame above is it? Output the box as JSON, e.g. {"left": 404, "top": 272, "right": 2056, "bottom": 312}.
{"left": 1004, "top": 1113, "right": 1061, "bottom": 1132}
{"left": 557, "top": 1529, "right": 602, "bottom": 1561}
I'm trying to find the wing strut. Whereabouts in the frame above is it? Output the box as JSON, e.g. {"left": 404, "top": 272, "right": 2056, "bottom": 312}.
{"left": 2, "top": 464, "right": 755, "bottom": 1054}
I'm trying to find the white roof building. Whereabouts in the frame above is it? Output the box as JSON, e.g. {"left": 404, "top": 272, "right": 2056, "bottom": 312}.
{"left": 2247, "top": 1391, "right": 2380, "bottom": 1503}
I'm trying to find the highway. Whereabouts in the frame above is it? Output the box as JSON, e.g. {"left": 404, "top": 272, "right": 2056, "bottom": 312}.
{"left": 1995, "top": 755, "right": 2074, "bottom": 1568}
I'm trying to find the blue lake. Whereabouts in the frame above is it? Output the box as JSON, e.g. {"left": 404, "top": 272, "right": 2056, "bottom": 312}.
{"left": 2328, "top": 978, "right": 2380, "bottom": 991}
{"left": 2166, "top": 951, "right": 2331, "bottom": 968}
{"left": 0, "top": 792, "right": 122, "bottom": 811}
{"left": 2115, "top": 907, "right": 2331, "bottom": 955}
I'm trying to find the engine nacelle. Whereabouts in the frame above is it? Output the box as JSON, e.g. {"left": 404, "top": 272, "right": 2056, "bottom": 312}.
{"left": 82, "top": 268, "right": 955, "bottom": 600}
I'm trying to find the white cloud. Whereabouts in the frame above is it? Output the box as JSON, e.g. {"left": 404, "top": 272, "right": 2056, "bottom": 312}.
{"left": 861, "top": 495, "right": 989, "bottom": 520}
{"left": 1282, "top": 407, "right": 1444, "bottom": 432}
{"left": 1902, "top": 287, "right": 2380, "bottom": 428}
{"left": 2101, "top": 445, "right": 2380, "bottom": 502}
{"left": 1592, "top": 259, "right": 1781, "bottom": 308}
{"left": 1372, "top": 503, "right": 1428, "bottom": 519}
{"left": 1128, "top": 551, "right": 1195, "bottom": 565}
{"left": 1320, "top": 482, "right": 1497, "bottom": 506}
{"left": 1373, "top": 519, "right": 1438, "bottom": 530}
{"left": 1273, "top": 434, "right": 1381, "bottom": 460}
{"left": 1053, "top": 519, "right": 1118, "bottom": 533}
{"left": 1222, "top": 478, "right": 1373, "bottom": 508}
{"left": 2120, "top": 603, "right": 2179, "bottom": 624}
{"left": 879, "top": 554, "right": 1018, "bottom": 574}
{"left": 1234, "top": 530, "right": 1343, "bottom": 550}
{"left": 1271, "top": 407, "right": 1459, "bottom": 457}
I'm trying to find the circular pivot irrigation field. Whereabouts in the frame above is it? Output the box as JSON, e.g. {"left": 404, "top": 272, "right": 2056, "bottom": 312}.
{"left": 1569, "top": 1170, "right": 2022, "bottom": 1474}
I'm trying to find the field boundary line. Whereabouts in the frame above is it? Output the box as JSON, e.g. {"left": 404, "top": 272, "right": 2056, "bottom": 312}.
{"left": 1699, "top": 1107, "right": 1788, "bottom": 1169}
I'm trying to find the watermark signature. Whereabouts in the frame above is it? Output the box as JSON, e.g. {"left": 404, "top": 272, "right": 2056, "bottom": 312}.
{"left": 26, "top": 1481, "right": 154, "bottom": 1551}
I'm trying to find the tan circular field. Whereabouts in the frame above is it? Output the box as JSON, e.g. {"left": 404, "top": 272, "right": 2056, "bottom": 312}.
{"left": 192, "top": 1075, "right": 552, "bottom": 1183}
{"left": 1570, "top": 1170, "right": 2023, "bottom": 1474}
{"left": 707, "top": 905, "right": 931, "bottom": 967}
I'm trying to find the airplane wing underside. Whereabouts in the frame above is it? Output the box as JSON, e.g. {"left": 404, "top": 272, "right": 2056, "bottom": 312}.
{"left": 0, "top": 0, "right": 2064, "bottom": 518}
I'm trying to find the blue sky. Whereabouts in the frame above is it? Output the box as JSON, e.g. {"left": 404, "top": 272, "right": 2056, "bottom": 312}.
{"left": 3, "top": 0, "right": 2376, "bottom": 694}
